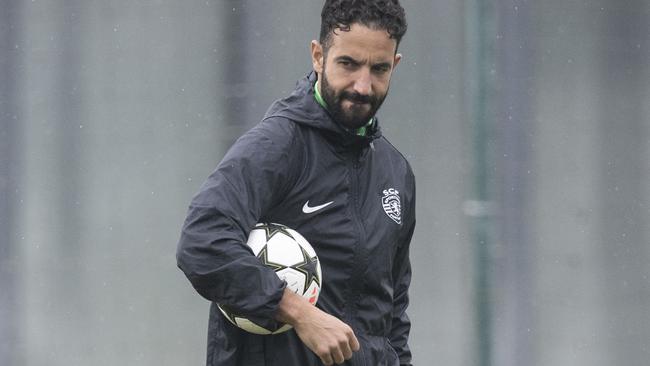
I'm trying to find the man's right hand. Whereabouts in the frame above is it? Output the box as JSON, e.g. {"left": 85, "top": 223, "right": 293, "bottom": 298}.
{"left": 276, "top": 288, "right": 360, "bottom": 365}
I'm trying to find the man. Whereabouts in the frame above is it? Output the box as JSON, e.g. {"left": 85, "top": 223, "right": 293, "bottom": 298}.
{"left": 177, "top": 1, "right": 414, "bottom": 365}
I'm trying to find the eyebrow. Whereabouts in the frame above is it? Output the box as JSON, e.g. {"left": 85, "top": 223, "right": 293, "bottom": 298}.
{"left": 334, "top": 55, "right": 392, "bottom": 69}
{"left": 335, "top": 55, "right": 360, "bottom": 65}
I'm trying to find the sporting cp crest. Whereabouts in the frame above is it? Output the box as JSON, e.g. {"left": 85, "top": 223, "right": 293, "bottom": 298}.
{"left": 382, "top": 188, "right": 402, "bottom": 225}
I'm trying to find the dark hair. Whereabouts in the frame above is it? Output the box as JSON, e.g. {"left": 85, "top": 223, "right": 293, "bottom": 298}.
{"left": 319, "top": 0, "right": 407, "bottom": 51}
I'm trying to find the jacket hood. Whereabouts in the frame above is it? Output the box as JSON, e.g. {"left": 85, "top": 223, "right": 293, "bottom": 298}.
{"left": 263, "top": 71, "right": 382, "bottom": 148}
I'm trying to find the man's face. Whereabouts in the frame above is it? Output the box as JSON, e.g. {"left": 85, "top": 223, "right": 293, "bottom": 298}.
{"left": 311, "top": 23, "right": 402, "bottom": 129}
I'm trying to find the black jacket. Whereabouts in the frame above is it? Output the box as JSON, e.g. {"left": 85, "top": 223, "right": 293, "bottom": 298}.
{"left": 177, "top": 72, "right": 415, "bottom": 366}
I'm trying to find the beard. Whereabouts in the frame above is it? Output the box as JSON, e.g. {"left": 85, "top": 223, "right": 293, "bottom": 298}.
{"left": 320, "top": 70, "right": 387, "bottom": 130}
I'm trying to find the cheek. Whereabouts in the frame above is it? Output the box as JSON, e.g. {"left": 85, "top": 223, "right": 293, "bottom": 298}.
{"left": 371, "top": 80, "right": 390, "bottom": 96}
{"left": 326, "top": 70, "right": 352, "bottom": 89}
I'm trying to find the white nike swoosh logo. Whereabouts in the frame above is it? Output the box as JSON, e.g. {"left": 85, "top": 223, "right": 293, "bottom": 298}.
{"left": 302, "top": 200, "right": 334, "bottom": 214}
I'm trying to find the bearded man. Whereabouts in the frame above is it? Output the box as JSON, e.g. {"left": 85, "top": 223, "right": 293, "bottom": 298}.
{"left": 177, "top": 1, "right": 415, "bottom": 365}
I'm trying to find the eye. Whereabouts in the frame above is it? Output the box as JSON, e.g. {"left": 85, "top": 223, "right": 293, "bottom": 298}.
{"left": 372, "top": 64, "right": 391, "bottom": 74}
{"left": 337, "top": 58, "right": 359, "bottom": 70}
{"left": 339, "top": 60, "right": 355, "bottom": 69}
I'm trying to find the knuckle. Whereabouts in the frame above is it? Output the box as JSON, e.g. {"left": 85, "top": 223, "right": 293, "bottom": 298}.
{"left": 316, "top": 346, "right": 328, "bottom": 357}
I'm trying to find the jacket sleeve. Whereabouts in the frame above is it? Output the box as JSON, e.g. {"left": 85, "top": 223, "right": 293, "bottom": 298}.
{"left": 390, "top": 173, "right": 415, "bottom": 366}
{"left": 176, "top": 119, "right": 301, "bottom": 328}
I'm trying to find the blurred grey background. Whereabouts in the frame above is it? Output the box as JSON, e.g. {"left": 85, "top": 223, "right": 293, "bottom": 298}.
{"left": 1, "top": 0, "right": 649, "bottom": 365}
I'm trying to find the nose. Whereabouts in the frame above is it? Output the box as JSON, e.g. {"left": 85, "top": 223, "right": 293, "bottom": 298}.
{"left": 352, "top": 69, "right": 372, "bottom": 96}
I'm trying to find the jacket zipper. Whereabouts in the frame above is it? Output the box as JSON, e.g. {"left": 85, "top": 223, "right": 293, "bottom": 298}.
{"left": 347, "top": 151, "right": 369, "bottom": 366}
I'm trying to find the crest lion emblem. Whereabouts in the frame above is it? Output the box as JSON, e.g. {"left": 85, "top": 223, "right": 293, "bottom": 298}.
{"left": 382, "top": 188, "right": 402, "bottom": 225}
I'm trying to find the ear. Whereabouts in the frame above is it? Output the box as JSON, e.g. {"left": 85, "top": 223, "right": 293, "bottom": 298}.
{"left": 393, "top": 53, "right": 402, "bottom": 69}
{"left": 311, "top": 40, "right": 324, "bottom": 74}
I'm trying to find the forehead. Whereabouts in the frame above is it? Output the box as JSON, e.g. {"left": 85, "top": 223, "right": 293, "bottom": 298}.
{"left": 327, "top": 23, "right": 397, "bottom": 61}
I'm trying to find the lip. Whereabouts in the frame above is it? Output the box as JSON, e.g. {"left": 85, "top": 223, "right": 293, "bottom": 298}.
{"left": 344, "top": 99, "right": 369, "bottom": 106}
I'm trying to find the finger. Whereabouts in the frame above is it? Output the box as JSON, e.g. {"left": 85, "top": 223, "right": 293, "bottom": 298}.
{"left": 349, "top": 332, "right": 360, "bottom": 352}
{"left": 340, "top": 341, "right": 353, "bottom": 360}
{"left": 331, "top": 347, "right": 345, "bottom": 365}
{"left": 320, "top": 353, "right": 333, "bottom": 366}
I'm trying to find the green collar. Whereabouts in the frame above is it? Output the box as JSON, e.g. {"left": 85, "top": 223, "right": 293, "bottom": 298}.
{"left": 314, "top": 79, "right": 328, "bottom": 109}
{"left": 314, "top": 80, "right": 374, "bottom": 136}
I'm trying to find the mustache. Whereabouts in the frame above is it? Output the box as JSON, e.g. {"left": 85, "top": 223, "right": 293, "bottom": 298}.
{"left": 339, "top": 91, "right": 375, "bottom": 105}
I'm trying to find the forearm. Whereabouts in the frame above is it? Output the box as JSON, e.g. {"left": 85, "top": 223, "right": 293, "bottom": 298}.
{"left": 176, "top": 205, "right": 287, "bottom": 319}
{"left": 275, "top": 288, "right": 360, "bottom": 366}
{"left": 275, "top": 288, "right": 310, "bottom": 324}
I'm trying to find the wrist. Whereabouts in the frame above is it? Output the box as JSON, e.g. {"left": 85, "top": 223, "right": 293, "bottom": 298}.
{"left": 276, "top": 288, "right": 311, "bottom": 325}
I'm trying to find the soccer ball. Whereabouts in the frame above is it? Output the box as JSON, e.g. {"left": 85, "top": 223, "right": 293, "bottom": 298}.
{"left": 218, "top": 223, "right": 322, "bottom": 335}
